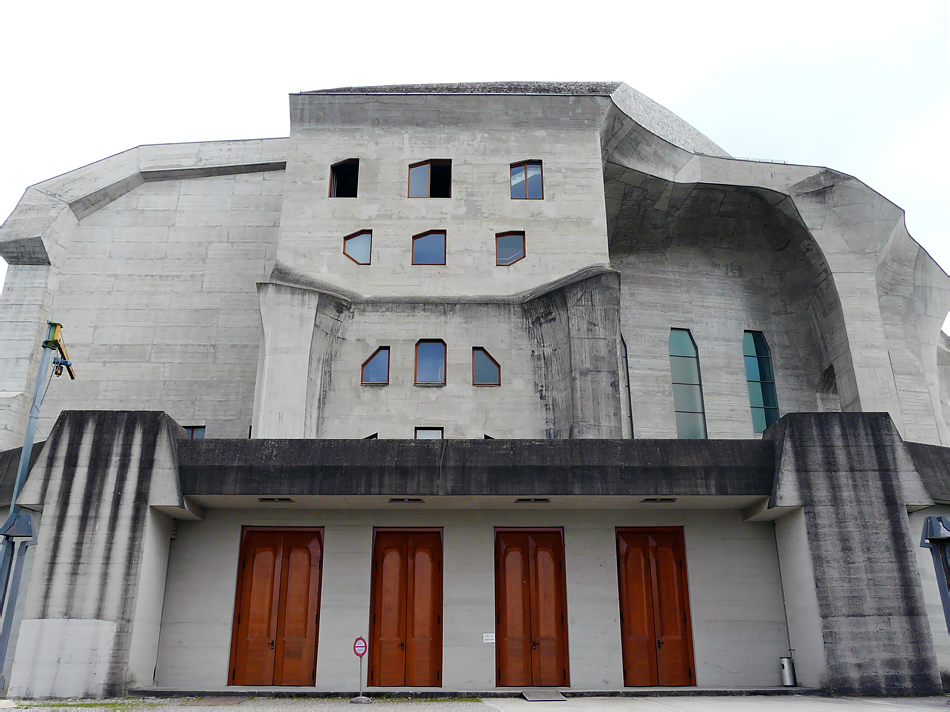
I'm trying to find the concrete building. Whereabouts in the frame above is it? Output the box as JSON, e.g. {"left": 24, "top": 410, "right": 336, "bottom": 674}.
{"left": 1, "top": 81, "right": 950, "bottom": 698}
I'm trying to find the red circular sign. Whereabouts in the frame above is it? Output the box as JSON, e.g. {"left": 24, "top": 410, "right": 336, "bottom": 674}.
{"left": 353, "top": 636, "right": 367, "bottom": 657}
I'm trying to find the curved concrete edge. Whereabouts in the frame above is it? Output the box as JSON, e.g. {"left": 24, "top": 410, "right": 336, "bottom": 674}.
{"left": 0, "top": 138, "right": 288, "bottom": 265}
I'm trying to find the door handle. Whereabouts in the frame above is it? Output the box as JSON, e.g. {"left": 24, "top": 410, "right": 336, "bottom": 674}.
{"left": 400, "top": 642, "right": 405, "bottom": 650}
{"left": 656, "top": 640, "right": 664, "bottom": 649}
{"left": 268, "top": 640, "right": 275, "bottom": 650}
{"left": 532, "top": 641, "right": 538, "bottom": 650}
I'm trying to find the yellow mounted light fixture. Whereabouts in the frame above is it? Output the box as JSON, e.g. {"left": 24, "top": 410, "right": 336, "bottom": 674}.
{"left": 42, "top": 322, "right": 76, "bottom": 380}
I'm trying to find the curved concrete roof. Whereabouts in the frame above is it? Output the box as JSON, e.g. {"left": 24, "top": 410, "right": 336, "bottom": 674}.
{"left": 306, "top": 81, "right": 730, "bottom": 158}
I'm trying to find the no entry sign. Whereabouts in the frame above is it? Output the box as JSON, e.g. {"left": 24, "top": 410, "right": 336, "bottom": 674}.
{"left": 353, "top": 636, "right": 367, "bottom": 657}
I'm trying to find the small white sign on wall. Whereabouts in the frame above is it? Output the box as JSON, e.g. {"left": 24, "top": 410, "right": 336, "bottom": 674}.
{"left": 483, "top": 633, "right": 495, "bottom": 644}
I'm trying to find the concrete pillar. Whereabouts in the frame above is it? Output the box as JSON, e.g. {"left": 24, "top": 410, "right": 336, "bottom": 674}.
{"left": 253, "top": 283, "right": 322, "bottom": 438}
{"left": 8, "top": 411, "right": 186, "bottom": 697}
{"left": 766, "top": 412, "right": 941, "bottom": 694}
{"left": 523, "top": 271, "right": 623, "bottom": 439}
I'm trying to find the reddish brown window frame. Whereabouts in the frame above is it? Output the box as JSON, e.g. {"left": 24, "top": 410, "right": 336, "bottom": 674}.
{"left": 343, "top": 230, "right": 373, "bottom": 265}
{"left": 361, "top": 346, "right": 390, "bottom": 385}
{"left": 495, "top": 231, "right": 526, "bottom": 266}
{"left": 412, "top": 230, "right": 447, "bottom": 266}
{"left": 415, "top": 339, "right": 447, "bottom": 385}
{"left": 414, "top": 427, "right": 444, "bottom": 439}
{"left": 408, "top": 159, "right": 452, "bottom": 198}
{"left": 510, "top": 160, "right": 543, "bottom": 200}
{"left": 329, "top": 158, "right": 359, "bottom": 198}
{"left": 472, "top": 347, "right": 501, "bottom": 386}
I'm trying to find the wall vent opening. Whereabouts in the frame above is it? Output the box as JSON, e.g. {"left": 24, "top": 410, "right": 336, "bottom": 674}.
{"left": 640, "top": 497, "right": 677, "bottom": 504}
{"left": 514, "top": 498, "right": 550, "bottom": 504}
{"left": 259, "top": 497, "right": 295, "bottom": 503}
{"left": 388, "top": 497, "right": 425, "bottom": 504}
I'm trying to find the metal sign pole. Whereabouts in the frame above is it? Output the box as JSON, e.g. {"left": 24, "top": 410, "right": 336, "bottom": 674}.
{"left": 351, "top": 636, "right": 370, "bottom": 704}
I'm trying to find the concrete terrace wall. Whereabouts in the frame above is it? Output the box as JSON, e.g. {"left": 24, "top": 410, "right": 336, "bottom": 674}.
{"left": 155, "top": 507, "right": 789, "bottom": 691}
{"left": 33, "top": 171, "right": 282, "bottom": 440}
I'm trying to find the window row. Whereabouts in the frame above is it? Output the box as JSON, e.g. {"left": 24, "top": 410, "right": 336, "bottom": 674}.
{"left": 329, "top": 159, "right": 543, "bottom": 200}
{"left": 668, "top": 329, "right": 779, "bottom": 438}
{"left": 361, "top": 342, "right": 501, "bottom": 386}
{"left": 343, "top": 230, "right": 526, "bottom": 266}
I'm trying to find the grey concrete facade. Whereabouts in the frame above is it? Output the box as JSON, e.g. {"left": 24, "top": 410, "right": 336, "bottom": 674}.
{"left": 0, "top": 82, "right": 949, "bottom": 698}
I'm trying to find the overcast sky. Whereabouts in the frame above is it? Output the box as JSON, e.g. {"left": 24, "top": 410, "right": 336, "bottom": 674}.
{"left": 1, "top": 0, "right": 947, "bottom": 316}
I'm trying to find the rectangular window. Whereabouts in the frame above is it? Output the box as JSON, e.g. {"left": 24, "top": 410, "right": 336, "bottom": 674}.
{"left": 412, "top": 230, "right": 446, "bottom": 265}
{"left": 510, "top": 161, "right": 543, "bottom": 200}
{"left": 415, "top": 427, "right": 444, "bottom": 439}
{"left": 408, "top": 160, "right": 451, "bottom": 198}
{"left": 669, "top": 329, "right": 707, "bottom": 439}
{"left": 743, "top": 331, "right": 779, "bottom": 433}
{"left": 330, "top": 159, "right": 359, "bottom": 198}
{"left": 184, "top": 426, "right": 205, "bottom": 439}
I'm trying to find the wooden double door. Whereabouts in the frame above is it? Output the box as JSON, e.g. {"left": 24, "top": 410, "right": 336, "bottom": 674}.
{"left": 495, "top": 529, "right": 570, "bottom": 687}
{"left": 229, "top": 528, "right": 324, "bottom": 686}
{"left": 616, "top": 528, "right": 695, "bottom": 686}
{"left": 368, "top": 530, "right": 443, "bottom": 687}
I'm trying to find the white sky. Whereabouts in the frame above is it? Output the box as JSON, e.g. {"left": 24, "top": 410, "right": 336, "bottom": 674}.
{"left": 1, "top": 0, "right": 948, "bottom": 313}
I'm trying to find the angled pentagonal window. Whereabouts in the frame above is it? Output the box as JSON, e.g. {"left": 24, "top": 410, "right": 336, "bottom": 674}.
{"left": 330, "top": 159, "right": 359, "bottom": 197}
{"left": 669, "top": 329, "right": 707, "bottom": 439}
{"left": 408, "top": 160, "right": 452, "bottom": 198}
{"left": 343, "top": 230, "right": 372, "bottom": 265}
{"left": 744, "top": 331, "right": 779, "bottom": 433}
{"left": 496, "top": 231, "right": 526, "bottom": 266}
{"left": 510, "top": 161, "right": 543, "bottom": 200}
{"left": 473, "top": 347, "right": 501, "bottom": 386}
{"left": 415, "top": 340, "right": 446, "bottom": 385}
{"left": 412, "top": 230, "right": 446, "bottom": 265}
{"left": 361, "top": 346, "right": 390, "bottom": 384}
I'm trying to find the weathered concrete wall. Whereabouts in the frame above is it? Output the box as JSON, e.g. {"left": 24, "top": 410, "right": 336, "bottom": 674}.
{"left": 607, "top": 169, "right": 846, "bottom": 440}
{"left": 31, "top": 173, "right": 282, "bottom": 441}
{"left": 309, "top": 300, "right": 542, "bottom": 440}
{"left": 8, "top": 411, "right": 185, "bottom": 697}
{"left": 155, "top": 507, "right": 788, "bottom": 691}
{"left": 277, "top": 95, "right": 610, "bottom": 300}
{"left": 909, "top": 505, "right": 950, "bottom": 687}
{"left": 766, "top": 412, "right": 941, "bottom": 694}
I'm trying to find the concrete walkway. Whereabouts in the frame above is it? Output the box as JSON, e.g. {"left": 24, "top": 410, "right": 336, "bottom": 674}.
{"left": 4, "top": 696, "right": 949, "bottom": 711}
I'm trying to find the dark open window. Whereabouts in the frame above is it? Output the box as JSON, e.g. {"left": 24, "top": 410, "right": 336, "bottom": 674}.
{"left": 184, "top": 426, "right": 205, "bottom": 439}
{"left": 361, "top": 346, "right": 390, "bottom": 384}
{"left": 364, "top": 433, "right": 379, "bottom": 439}
{"left": 744, "top": 331, "right": 779, "bottom": 433}
{"left": 415, "top": 340, "right": 446, "bottom": 385}
{"left": 343, "top": 230, "right": 372, "bottom": 265}
{"left": 496, "top": 232, "right": 526, "bottom": 266}
{"left": 415, "top": 427, "right": 444, "bottom": 439}
{"left": 472, "top": 347, "right": 501, "bottom": 386}
{"left": 510, "top": 161, "right": 543, "bottom": 200}
{"left": 669, "top": 329, "right": 707, "bottom": 439}
{"left": 409, "top": 160, "right": 451, "bottom": 198}
{"left": 330, "top": 159, "right": 359, "bottom": 198}
{"left": 412, "top": 230, "right": 446, "bottom": 265}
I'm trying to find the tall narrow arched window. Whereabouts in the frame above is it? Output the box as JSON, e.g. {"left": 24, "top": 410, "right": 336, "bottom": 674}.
{"left": 744, "top": 331, "right": 779, "bottom": 433}
{"left": 669, "top": 329, "right": 707, "bottom": 439}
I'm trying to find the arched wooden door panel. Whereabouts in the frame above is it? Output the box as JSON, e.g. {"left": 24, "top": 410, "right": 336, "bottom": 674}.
{"left": 617, "top": 528, "right": 694, "bottom": 687}
{"left": 495, "top": 530, "right": 569, "bottom": 687}
{"left": 230, "top": 528, "right": 323, "bottom": 686}
{"left": 369, "top": 530, "right": 443, "bottom": 687}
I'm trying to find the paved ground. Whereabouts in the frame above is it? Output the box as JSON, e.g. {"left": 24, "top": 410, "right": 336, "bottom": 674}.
{"left": 2, "top": 696, "right": 949, "bottom": 712}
